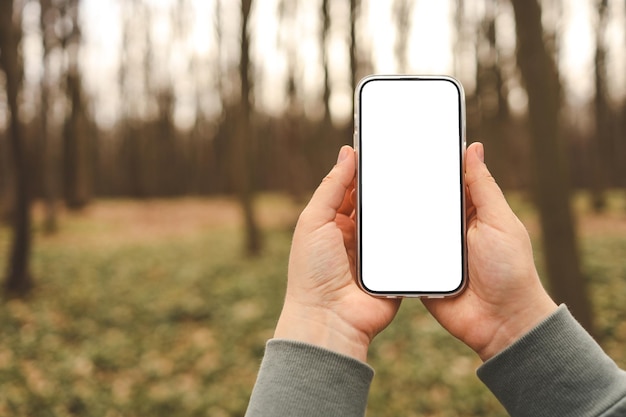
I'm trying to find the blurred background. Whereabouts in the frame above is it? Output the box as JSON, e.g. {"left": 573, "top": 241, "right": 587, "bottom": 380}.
{"left": 0, "top": 0, "right": 625, "bottom": 415}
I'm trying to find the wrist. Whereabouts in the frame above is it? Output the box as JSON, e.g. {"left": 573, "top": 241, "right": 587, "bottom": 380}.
{"left": 274, "top": 301, "right": 371, "bottom": 362}
{"left": 477, "top": 295, "right": 558, "bottom": 361}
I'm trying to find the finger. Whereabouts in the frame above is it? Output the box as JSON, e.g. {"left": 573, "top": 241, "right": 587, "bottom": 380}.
{"left": 465, "top": 142, "right": 513, "bottom": 224}
{"left": 301, "top": 146, "right": 356, "bottom": 228}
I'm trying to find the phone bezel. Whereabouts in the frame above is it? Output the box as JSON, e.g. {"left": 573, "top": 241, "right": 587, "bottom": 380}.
{"left": 354, "top": 75, "right": 467, "bottom": 298}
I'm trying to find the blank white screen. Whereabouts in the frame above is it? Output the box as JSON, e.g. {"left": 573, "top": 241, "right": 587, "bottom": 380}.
{"left": 358, "top": 77, "right": 464, "bottom": 294}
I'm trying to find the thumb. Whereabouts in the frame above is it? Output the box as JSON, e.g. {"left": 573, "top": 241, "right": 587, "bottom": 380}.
{"left": 301, "top": 145, "right": 356, "bottom": 228}
{"left": 465, "top": 142, "right": 513, "bottom": 224}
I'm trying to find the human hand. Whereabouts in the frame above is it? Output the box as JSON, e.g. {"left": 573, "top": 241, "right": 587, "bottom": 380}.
{"left": 274, "top": 145, "right": 401, "bottom": 362}
{"left": 423, "top": 142, "right": 558, "bottom": 361}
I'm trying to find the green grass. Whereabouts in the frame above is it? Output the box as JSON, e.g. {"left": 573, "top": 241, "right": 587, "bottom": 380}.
{"left": 0, "top": 193, "right": 624, "bottom": 416}
{"left": 0, "top": 199, "right": 293, "bottom": 417}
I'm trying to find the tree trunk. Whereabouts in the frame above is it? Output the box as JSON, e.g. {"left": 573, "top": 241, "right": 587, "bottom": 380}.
{"left": 589, "top": 0, "right": 609, "bottom": 212}
{"left": 623, "top": 0, "right": 626, "bottom": 197}
{"left": 62, "top": 0, "right": 91, "bottom": 209}
{"left": 0, "top": 125, "right": 15, "bottom": 223}
{"left": 392, "top": 0, "right": 414, "bottom": 73}
{"left": 237, "top": 0, "right": 261, "bottom": 256}
{"left": 316, "top": 0, "right": 337, "bottom": 175}
{"left": 476, "top": 0, "right": 510, "bottom": 186}
{"left": 0, "top": 0, "right": 34, "bottom": 296}
{"left": 321, "top": 0, "right": 331, "bottom": 125}
{"left": 39, "top": 0, "right": 58, "bottom": 233}
{"left": 349, "top": 0, "right": 358, "bottom": 92}
{"left": 510, "top": 0, "right": 594, "bottom": 333}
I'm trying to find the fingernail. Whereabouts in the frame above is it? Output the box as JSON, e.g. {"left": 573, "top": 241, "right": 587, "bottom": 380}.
{"left": 477, "top": 143, "right": 485, "bottom": 163}
{"left": 337, "top": 146, "right": 350, "bottom": 164}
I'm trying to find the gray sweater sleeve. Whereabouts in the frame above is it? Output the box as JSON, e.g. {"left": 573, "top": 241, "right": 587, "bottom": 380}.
{"left": 246, "top": 306, "right": 626, "bottom": 417}
{"left": 245, "top": 339, "right": 374, "bottom": 417}
{"left": 477, "top": 304, "right": 626, "bottom": 417}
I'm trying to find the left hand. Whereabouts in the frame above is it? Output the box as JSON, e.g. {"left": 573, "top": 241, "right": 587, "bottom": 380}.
{"left": 274, "top": 145, "right": 401, "bottom": 362}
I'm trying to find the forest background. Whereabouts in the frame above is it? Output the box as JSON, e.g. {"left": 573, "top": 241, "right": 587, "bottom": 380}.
{"left": 0, "top": 0, "right": 626, "bottom": 416}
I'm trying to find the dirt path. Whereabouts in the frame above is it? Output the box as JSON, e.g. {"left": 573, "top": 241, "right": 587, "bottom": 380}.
{"left": 31, "top": 196, "right": 303, "bottom": 247}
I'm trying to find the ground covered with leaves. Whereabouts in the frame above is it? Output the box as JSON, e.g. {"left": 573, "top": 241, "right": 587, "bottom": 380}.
{"left": 0, "top": 193, "right": 625, "bottom": 417}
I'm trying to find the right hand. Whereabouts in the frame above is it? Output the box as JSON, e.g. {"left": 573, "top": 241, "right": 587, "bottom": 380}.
{"left": 423, "top": 142, "right": 558, "bottom": 361}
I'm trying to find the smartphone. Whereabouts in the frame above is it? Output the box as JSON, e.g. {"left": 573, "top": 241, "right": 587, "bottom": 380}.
{"left": 355, "top": 75, "right": 467, "bottom": 298}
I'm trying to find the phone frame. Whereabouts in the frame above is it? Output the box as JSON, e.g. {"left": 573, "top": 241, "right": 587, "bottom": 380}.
{"left": 354, "top": 75, "right": 467, "bottom": 298}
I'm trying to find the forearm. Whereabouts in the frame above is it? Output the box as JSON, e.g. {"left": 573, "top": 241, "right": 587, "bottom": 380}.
{"left": 478, "top": 305, "right": 626, "bottom": 417}
{"left": 245, "top": 339, "right": 374, "bottom": 417}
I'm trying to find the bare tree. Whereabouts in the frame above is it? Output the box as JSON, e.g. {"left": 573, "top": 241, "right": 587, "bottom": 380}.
{"left": 39, "top": 0, "right": 58, "bottom": 233}
{"left": 1, "top": 0, "right": 34, "bottom": 296}
{"left": 589, "top": 0, "right": 610, "bottom": 211}
{"left": 117, "top": 0, "right": 147, "bottom": 197}
{"left": 214, "top": 0, "right": 224, "bottom": 101}
{"left": 321, "top": 0, "right": 332, "bottom": 125}
{"left": 349, "top": 0, "right": 359, "bottom": 92}
{"left": 276, "top": 0, "right": 313, "bottom": 200}
{"left": 61, "top": 0, "right": 91, "bottom": 209}
{"left": 349, "top": 0, "right": 373, "bottom": 91}
{"left": 210, "top": 0, "right": 233, "bottom": 195}
{"left": 475, "top": 0, "right": 510, "bottom": 185}
{"left": 392, "top": 0, "right": 414, "bottom": 72}
{"left": 236, "top": 0, "right": 262, "bottom": 255}
{"left": 509, "top": 0, "right": 594, "bottom": 333}
{"left": 621, "top": 0, "right": 626, "bottom": 194}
